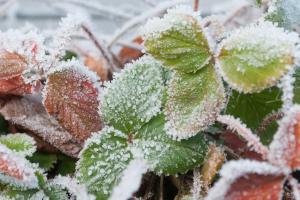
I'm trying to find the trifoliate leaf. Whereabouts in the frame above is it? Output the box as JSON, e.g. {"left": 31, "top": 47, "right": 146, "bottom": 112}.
{"left": 265, "top": 0, "right": 300, "bottom": 31}
{"left": 134, "top": 115, "right": 209, "bottom": 175}
{"left": 101, "top": 56, "right": 164, "bottom": 134}
{"left": 142, "top": 6, "right": 212, "bottom": 73}
{"left": 217, "top": 21, "right": 298, "bottom": 93}
{"left": 76, "top": 127, "right": 132, "bottom": 199}
{"left": 28, "top": 152, "right": 57, "bottom": 171}
{"left": 43, "top": 60, "right": 102, "bottom": 144}
{"left": 165, "top": 64, "right": 225, "bottom": 139}
{"left": 0, "top": 133, "right": 36, "bottom": 157}
{"left": 225, "top": 87, "right": 282, "bottom": 131}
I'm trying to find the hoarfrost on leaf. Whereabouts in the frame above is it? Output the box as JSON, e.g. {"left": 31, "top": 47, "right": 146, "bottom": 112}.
{"left": 142, "top": 5, "right": 213, "bottom": 73}
{"left": 217, "top": 21, "right": 299, "bottom": 93}
{"left": 165, "top": 63, "right": 225, "bottom": 139}
{"left": 0, "top": 133, "right": 36, "bottom": 157}
{"left": 101, "top": 55, "right": 164, "bottom": 134}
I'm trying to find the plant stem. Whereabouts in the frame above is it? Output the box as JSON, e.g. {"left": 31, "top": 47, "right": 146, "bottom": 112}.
{"left": 194, "top": 0, "right": 199, "bottom": 12}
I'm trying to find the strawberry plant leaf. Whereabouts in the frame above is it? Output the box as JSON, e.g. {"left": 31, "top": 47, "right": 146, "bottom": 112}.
{"left": 134, "top": 114, "right": 209, "bottom": 175}
{"left": 0, "top": 133, "right": 36, "bottom": 157}
{"left": 142, "top": 6, "right": 212, "bottom": 73}
{"left": 293, "top": 67, "right": 300, "bottom": 103}
{"left": 101, "top": 56, "right": 164, "bottom": 134}
{"left": 165, "top": 64, "right": 225, "bottom": 139}
{"left": 0, "top": 186, "right": 43, "bottom": 200}
{"left": 217, "top": 21, "right": 298, "bottom": 93}
{"left": 28, "top": 152, "right": 57, "bottom": 171}
{"left": 43, "top": 60, "right": 102, "bottom": 144}
{"left": 76, "top": 127, "right": 132, "bottom": 199}
{"left": 225, "top": 87, "right": 282, "bottom": 131}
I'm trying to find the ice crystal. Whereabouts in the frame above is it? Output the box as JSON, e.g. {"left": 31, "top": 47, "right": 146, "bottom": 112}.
{"left": 0, "top": 133, "right": 36, "bottom": 157}
{"left": 101, "top": 56, "right": 164, "bottom": 133}
{"left": 216, "top": 20, "right": 299, "bottom": 93}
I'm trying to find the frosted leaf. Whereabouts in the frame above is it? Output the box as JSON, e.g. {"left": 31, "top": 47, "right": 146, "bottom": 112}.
{"left": 51, "top": 175, "right": 95, "bottom": 200}
{"left": 101, "top": 56, "right": 163, "bottom": 134}
{"left": 0, "top": 144, "right": 40, "bottom": 189}
{"left": 268, "top": 105, "right": 300, "bottom": 169}
{"left": 0, "top": 133, "right": 36, "bottom": 157}
{"left": 76, "top": 127, "right": 132, "bottom": 199}
{"left": 266, "top": 0, "right": 300, "bottom": 31}
{"left": 0, "top": 96, "right": 81, "bottom": 158}
{"left": 217, "top": 21, "right": 299, "bottom": 93}
{"left": 43, "top": 59, "right": 102, "bottom": 144}
{"left": 142, "top": 6, "right": 212, "bottom": 73}
{"left": 0, "top": 187, "right": 45, "bottom": 200}
{"left": 109, "top": 158, "right": 148, "bottom": 200}
{"left": 206, "top": 159, "right": 284, "bottom": 200}
{"left": 217, "top": 115, "right": 269, "bottom": 158}
{"left": 133, "top": 115, "right": 208, "bottom": 175}
{"left": 0, "top": 50, "right": 38, "bottom": 96}
{"left": 165, "top": 64, "right": 225, "bottom": 139}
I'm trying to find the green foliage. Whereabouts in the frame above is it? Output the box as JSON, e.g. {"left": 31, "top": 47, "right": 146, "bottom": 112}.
{"left": 134, "top": 115, "right": 208, "bottom": 174}
{"left": 0, "top": 133, "right": 36, "bottom": 157}
{"left": 102, "top": 56, "right": 164, "bottom": 134}
{"left": 28, "top": 152, "right": 57, "bottom": 171}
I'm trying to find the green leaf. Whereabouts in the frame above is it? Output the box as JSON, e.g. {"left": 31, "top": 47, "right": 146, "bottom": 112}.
{"left": 134, "top": 115, "right": 209, "bottom": 175}
{"left": 102, "top": 56, "right": 164, "bottom": 134}
{"left": 217, "top": 21, "right": 298, "bottom": 93}
{"left": 28, "top": 152, "right": 57, "bottom": 171}
{"left": 0, "top": 186, "right": 43, "bottom": 200}
{"left": 165, "top": 64, "right": 225, "bottom": 139}
{"left": 225, "top": 87, "right": 282, "bottom": 131}
{"left": 265, "top": 0, "right": 300, "bottom": 31}
{"left": 0, "top": 133, "right": 36, "bottom": 157}
{"left": 61, "top": 50, "right": 77, "bottom": 61}
{"left": 143, "top": 6, "right": 212, "bottom": 73}
{"left": 293, "top": 67, "right": 300, "bottom": 103}
{"left": 76, "top": 127, "right": 132, "bottom": 199}
{"left": 55, "top": 154, "right": 76, "bottom": 176}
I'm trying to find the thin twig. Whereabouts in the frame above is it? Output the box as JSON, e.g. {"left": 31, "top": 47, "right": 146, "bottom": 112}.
{"left": 194, "top": 0, "right": 199, "bottom": 12}
{"left": 81, "top": 25, "right": 120, "bottom": 72}
{"left": 159, "top": 175, "right": 164, "bottom": 200}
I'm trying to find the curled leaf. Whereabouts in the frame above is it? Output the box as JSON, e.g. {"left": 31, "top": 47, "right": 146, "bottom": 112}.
{"left": 142, "top": 6, "right": 212, "bottom": 73}
{"left": 43, "top": 61, "right": 102, "bottom": 143}
{"left": 165, "top": 64, "right": 225, "bottom": 139}
{"left": 217, "top": 21, "right": 298, "bottom": 93}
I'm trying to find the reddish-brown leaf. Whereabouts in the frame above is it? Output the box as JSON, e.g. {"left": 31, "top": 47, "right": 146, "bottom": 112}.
{"left": 44, "top": 67, "right": 102, "bottom": 144}
{"left": 118, "top": 37, "right": 143, "bottom": 66}
{"left": 84, "top": 56, "right": 108, "bottom": 81}
{"left": 0, "top": 50, "right": 37, "bottom": 96}
{"left": 225, "top": 174, "right": 284, "bottom": 200}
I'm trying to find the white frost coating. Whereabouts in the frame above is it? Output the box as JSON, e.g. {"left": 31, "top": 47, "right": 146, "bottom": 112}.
{"left": 268, "top": 105, "right": 300, "bottom": 168}
{"left": 0, "top": 144, "right": 40, "bottom": 189}
{"left": 206, "top": 159, "right": 284, "bottom": 200}
{"left": 0, "top": 133, "right": 36, "bottom": 157}
{"left": 290, "top": 178, "right": 300, "bottom": 200}
{"left": 100, "top": 55, "right": 163, "bottom": 132}
{"left": 109, "top": 158, "right": 148, "bottom": 200}
{"left": 278, "top": 67, "right": 296, "bottom": 112}
{"left": 217, "top": 115, "right": 269, "bottom": 158}
{"left": 42, "top": 58, "right": 101, "bottom": 104}
{"left": 141, "top": 5, "right": 201, "bottom": 40}
{"left": 51, "top": 175, "right": 95, "bottom": 200}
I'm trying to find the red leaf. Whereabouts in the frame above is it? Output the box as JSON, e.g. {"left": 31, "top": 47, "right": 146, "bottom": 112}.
{"left": 84, "top": 56, "right": 108, "bottom": 81}
{"left": 225, "top": 174, "right": 284, "bottom": 200}
{"left": 43, "top": 66, "right": 102, "bottom": 144}
{"left": 269, "top": 106, "right": 300, "bottom": 169}
{"left": 118, "top": 37, "right": 143, "bottom": 66}
{"left": 0, "top": 50, "right": 37, "bottom": 96}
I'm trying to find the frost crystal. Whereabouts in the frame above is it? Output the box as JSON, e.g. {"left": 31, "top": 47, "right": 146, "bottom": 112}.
{"left": 101, "top": 56, "right": 164, "bottom": 133}
{"left": 109, "top": 158, "right": 148, "bottom": 200}
{"left": 0, "top": 144, "right": 40, "bottom": 189}
{"left": 216, "top": 20, "right": 299, "bottom": 93}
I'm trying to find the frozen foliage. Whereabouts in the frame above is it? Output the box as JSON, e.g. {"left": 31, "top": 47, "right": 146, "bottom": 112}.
{"left": 165, "top": 66, "right": 225, "bottom": 140}
{"left": 109, "top": 158, "right": 148, "bottom": 200}
{"left": 205, "top": 160, "right": 284, "bottom": 200}
{"left": 101, "top": 56, "right": 164, "bottom": 133}
{"left": 0, "top": 133, "right": 36, "bottom": 157}
{"left": 217, "top": 115, "right": 269, "bottom": 158}
{"left": 216, "top": 20, "right": 299, "bottom": 93}
{"left": 0, "top": 144, "right": 40, "bottom": 189}
{"left": 51, "top": 175, "right": 95, "bottom": 200}
{"left": 278, "top": 67, "right": 296, "bottom": 112}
